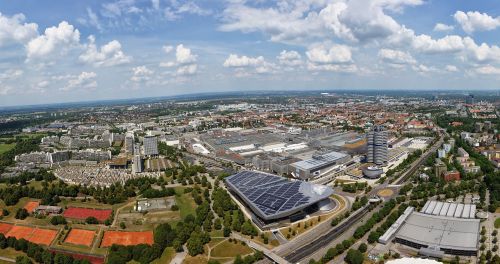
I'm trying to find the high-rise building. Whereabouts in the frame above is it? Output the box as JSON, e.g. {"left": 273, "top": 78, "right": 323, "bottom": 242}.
{"left": 465, "top": 94, "right": 475, "bottom": 104}
{"left": 132, "top": 144, "right": 143, "bottom": 173}
{"left": 125, "top": 133, "right": 134, "bottom": 154}
{"left": 143, "top": 135, "right": 159, "bottom": 156}
{"left": 367, "top": 125, "right": 388, "bottom": 166}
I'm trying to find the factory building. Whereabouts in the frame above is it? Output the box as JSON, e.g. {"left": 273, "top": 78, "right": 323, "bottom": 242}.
{"left": 290, "top": 151, "right": 349, "bottom": 180}
{"left": 379, "top": 201, "right": 480, "bottom": 257}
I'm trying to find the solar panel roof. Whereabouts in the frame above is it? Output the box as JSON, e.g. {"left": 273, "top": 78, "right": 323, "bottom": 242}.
{"left": 225, "top": 170, "right": 334, "bottom": 221}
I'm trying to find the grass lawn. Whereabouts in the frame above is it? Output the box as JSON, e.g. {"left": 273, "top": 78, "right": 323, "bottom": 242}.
{"left": 209, "top": 230, "right": 224, "bottom": 238}
{"left": 58, "top": 198, "right": 128, "bottom": 211}
{"left": 0, "top": 248, "right": 29, "bottom": 260}
{"left": 0, "top": 143, "right": 15, "bottom": 154}
{"left": 211, "top": 240, "right": 254, "bottom": 258}
{"left": 207, "top": 237, "right": 227, "bottom": 248}
{"left": 174, "top": 188, "right": 197, "bottom": 220}
{"left": 151, "top": 247, "right": 176, "bottom": 264}
{"left": 183, "top": 255, "right": 208, "bottom": 264}
{"left": 495, "top": 218, "right": 500, "bottom": 229}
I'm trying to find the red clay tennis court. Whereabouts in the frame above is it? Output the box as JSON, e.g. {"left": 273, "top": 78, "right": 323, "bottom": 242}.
{"left": 63, "top": 207, "right": 112, "bottom": 222}
{"left": 101, "top": 231, "right": 153, "bottom": 247}
{"left": 0, "top": 223, "right": 13, "bottom": 234}
{"left": 24, "top": 201, "right": 40, "bottom": 213}
{"left": 1, "top": 225, "right": 57, "bottom": 246}
{"left": 64, "top": 229, "right": 95, "bottom": 247}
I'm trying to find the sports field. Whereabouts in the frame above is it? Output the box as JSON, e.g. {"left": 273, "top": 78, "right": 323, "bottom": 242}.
{"left": 0, "top": 223, "right": 13, "bottom": 234}
{"left": 101, "top": 231, "right": 153, "bottom": 247}
{"left": 24, "top": 201, "right": 40, "bottom": 213}
{"left": 64, "top": 229, "right": 95, "bottom": 247}
{"left": 0, "top": 224, "right": 57, "bottom": 246}
{"left": 63, "top": 207, "right": 112, "bottom": 222}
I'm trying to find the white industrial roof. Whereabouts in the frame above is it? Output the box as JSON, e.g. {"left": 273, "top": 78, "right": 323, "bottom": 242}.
{"left": 420, "top": 201, "right": 476, "bottom": 219}
{"left": 395, "top": 212, "right": 480, "bottom": 251}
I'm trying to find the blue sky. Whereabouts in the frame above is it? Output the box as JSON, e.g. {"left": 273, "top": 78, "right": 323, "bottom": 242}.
{"left": 1, "top": 0, "right": 500, "bottom": 106}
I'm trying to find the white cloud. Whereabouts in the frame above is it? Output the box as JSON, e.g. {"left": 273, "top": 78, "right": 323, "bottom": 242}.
{"left": 78, "top": 8, "right": 102, "bottom": 32}
{"left": 277, "top": 50, "right": 302, "bottom": 67}
{"left": 61, "top": 71, "right": 97, "bottom": 91}
{"left": 26, "top": 21, "right": 80, "bottom": 60}
{"left": 433, "top": 23, "right": 454, "bottom": 32}
{"left": 454, "top": 11, "right": 500, "bottom": 34}
{"left": 101, "top": 0, "right": 142, "bottom": 18}
{"left": 0, "top": 13, "right": 38, "bottom": 46}
{"left": 162, "top": 45, "right": 173, "bottom": 54}
{"left": 130, "top": 65, "right": 154, "bottom": 82}
{"left": 223, "top": 54, "right": 277, "bottom": 75}
{"left": 306, "top": 44, "right": 352, "bottom": 64}
{"left": 378, "top": 48, "right": 416, "bottom": 65}
{"left": 445, "top": 65, "right": 458, "bottom": 72}
{"left": 175, "top": 44, "right": 197, "bottom": 64}
{"left": 463, "top": 37, "right": 500, "bottom": 63}
{"left": 306, "top": 62, "right": 358, "bottom": 73}
{"left": 176, "top": 2, "right": 212, "bottom": 16}
{"left": 176, "top": 64, "right": 198, "bottom": 75}
{"left": 159, "top": 44, "right": 198, "bottom": 75}
{"left": 218, "top": 0, "right": 424, "bottom": 44}
{"left": 0, "top": 69, "right": 23, "bottom": 80}
{"left": 411, "top": 64, "right": 439, "bottom": 74}
{"left": 475, "top": 65, "right": 500, "bottom": 75}
{"left": 0, "top": 69, "right": 23, "bottom": 95}
{"left": 79, "top": 35, "right": 131, "bottom": 67}
{"left": 223, "top": 54, "right": 265, "bottom": 67}
{"left": 151, "top": 0, "right": 160, "bottom": 10}
{"left": 411, "top": 34, "right": 465, "bottom": 54}
{"left": 0, "top": 85, "right": 12, "bottom": 95}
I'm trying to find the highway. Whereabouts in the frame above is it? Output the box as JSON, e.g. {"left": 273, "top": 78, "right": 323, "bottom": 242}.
{"left": 283, "top": 204, "right": 371, "bottom": 263}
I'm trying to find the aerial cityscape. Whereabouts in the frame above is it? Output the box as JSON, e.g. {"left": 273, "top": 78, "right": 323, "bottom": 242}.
{"left": 1, "top": 1, "right": 500, "bottom": 264}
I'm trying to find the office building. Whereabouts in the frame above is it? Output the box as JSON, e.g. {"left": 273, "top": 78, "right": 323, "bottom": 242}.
{"left": 143, "top": 135, "right": 159, "bottom": 156}
{"left": 132, "top": 144, "right": 143, "bottom": 173}
{"left": 125, "top": 133, "right": 134, "bottom": 154}
{"left": 367, "top": 125, "right": 388, "bottom": 166}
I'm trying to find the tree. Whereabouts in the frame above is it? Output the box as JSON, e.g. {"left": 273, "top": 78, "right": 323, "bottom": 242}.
{"left": 186, "top": 232, "right": 207, "bottom": 256}
{"left": 358, "top": 243, "right": 367, "bottom": 253}
{"left": 120, "top": 222, "right": 126, "bottom": 229}
{"left": 214, "top": 218, "right": 222, "bottom": 230}
{"left": 345, "top": 249, "right": 364, "bottom": 264}
{"left": 154, "top": 223, "right": 177, "bottom": 249}
{"left": 50, "top": 215, "right": 67, "bottom": 225}
{"left": 15, "top": 256, "right": 32, "bottom": 264}
{"left": 85, "top": 216, "right": 99, "bottom": 224}
{"left": 15, "top": 208, "right": 29, "bottom": 220}
{"left": 223, "top": 227, "right": 231, "bottom": 237}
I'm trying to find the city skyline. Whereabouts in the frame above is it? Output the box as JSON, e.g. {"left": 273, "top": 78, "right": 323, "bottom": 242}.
{"left": 1, "top": 0, "right": 500, "bottom": 106}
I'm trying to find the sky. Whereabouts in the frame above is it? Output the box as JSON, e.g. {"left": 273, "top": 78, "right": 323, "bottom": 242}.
{"left": 1, "top": 0, "right": 500, "bottom": 106}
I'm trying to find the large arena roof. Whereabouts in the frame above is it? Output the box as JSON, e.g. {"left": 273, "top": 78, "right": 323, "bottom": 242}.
{"left": 225, "top": 171, "right": 334, "bottom": 221}
{"left": 395, "top": 212, "right": 480, "bottom": 252}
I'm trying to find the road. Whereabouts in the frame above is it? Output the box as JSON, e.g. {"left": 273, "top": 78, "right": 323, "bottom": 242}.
{"left": 0, "top": 256, "right": 15, "bottom": 263}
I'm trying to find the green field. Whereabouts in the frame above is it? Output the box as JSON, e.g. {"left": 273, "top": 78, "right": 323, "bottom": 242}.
{"left": 150, "top": 247, "right": 176, "bottom": 264}
{"left": 210, "top": 240, "right": 254, "bottom": 258}
{"left": 0, "top": 143, "right": 15, "bottom": 154}
{"left": 0, "top": 248, "right": 30, "bottom": 261}
{"left": 495, "top": 218, "right": 500, "bottom": 229}
{"left": 174, "top": 188, "right": 197, "bottom": 220}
